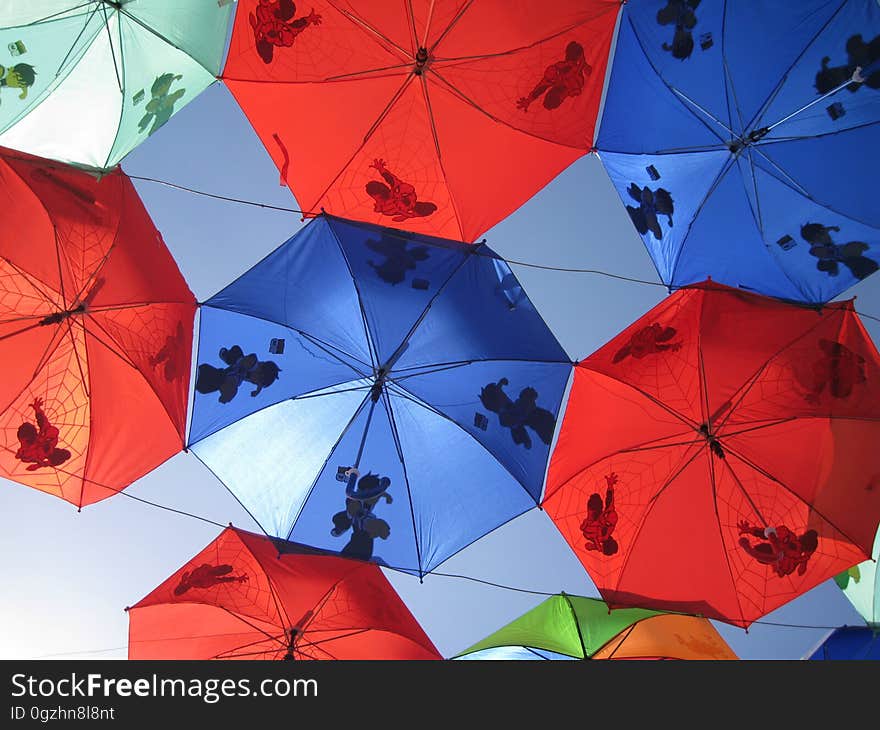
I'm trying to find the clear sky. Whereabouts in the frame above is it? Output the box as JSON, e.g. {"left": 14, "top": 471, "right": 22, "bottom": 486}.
{"left": 2, "top": 35, "right": 878, "bottom": 662}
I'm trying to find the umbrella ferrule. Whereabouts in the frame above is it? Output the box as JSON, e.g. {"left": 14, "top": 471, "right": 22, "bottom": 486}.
{"left": 39, "top": 302, "right": 86, "bottom": 326}
{"left": 414, "top": 47, "right": 430, "bottom": 75}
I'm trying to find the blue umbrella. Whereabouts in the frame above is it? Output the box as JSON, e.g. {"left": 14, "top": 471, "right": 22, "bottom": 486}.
{"left": 807, "top": 626, "right": 880, "bottom": 659}
{"left": 187, "top": 214, "right": 572, "bottom": 577}
{"left": 595, "top": 0, "right": 880, "bottom": 304}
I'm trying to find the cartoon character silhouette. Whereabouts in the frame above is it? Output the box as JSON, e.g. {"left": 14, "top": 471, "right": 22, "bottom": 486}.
{"left": 15, "top": 398, "right": 71, "bottom": 471}
{"left": 149, "top": 321, "right": 186, "bottom": 382}
{"left": 138, "top": 73, "right": 185, "bottom": 136}
{"left": 173, "top": 563, "right": 249, "bottom": 596}
{"left": 737, "top": 521, "right": 818, "bottom": 578}
{"left": 613, "top": 323, "right": 682, "bottom": 363}
{"left": 330, "top": 471, "right": 393, "bottom": 561}
{"left": 625, "top": 183, "right": 674, "bottom": 241}
{"left": 656, "top": 0, "right": 701, "bottom": 60}
{"left": 0, "top": 63, "right": 36, "bottom": 104}
{"left": 366, "top": 236, "right": 430, "bottom": 285}
{"left": 195, "top": 345, "right": 281, "bottom": 404}
{"left": 797, "top": 223, "right": 878, "bottom": 281}
{"left": 815, "top": 34, "right": 880, "bottom": 95}
{"left": 365, "top": 159, "right": 437, "bottom": 222}
{"left": 580, "top": 472, "right": 619, "bottom": 555}
{"left": 478, "top": 378, "right": 556, "bottom": 450}
{"left": 795, "top": 338, "right": 867, "bottom": 404}
{"left": 516, "top": 41, "right": 591, "bottom": 111}
{"left": 834, "top": 564, "right": 861, "bottom": 590}
{"left": 249, "top": 0, "right": 322, "bottom": 64}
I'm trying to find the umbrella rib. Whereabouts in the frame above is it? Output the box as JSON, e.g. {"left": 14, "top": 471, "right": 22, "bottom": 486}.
{"left": 63, "top": 319, "right": 90, "bottom": 399}
{"left": 561, "top": 591, "right": 588, "bottom": 659}
{"left": 210, "top": 632, "right": 288, "bottom": 660}
{"left": 97, "top": 1, "right": 122, "bottom": 93}
{"left": 0, "top": 257, "right": 60, "bottom": 310}
{"left": 428, "top": 68, "right": 588, "bottom": 152}
{"left": 324, "top": 0, "right": 413, "bottom": 61}
{"left": 720, "top": 7, "right": 744, "bottom": 136}
{"left": 723, "top": 445, "right": 868, "bottom": 554}
{"left": 391, "top": 356, "right": 572, "bottom": 377}
{"left": 52, "top": 3, "right": 102, "bottom": 79}
{"left": 0, "top": 322, "right": 67, "bottom": 420}
{"left": 380, "top": 386, "right": 425, "bottom": 577}
{"left": 428, "top": 0, "right": 474, "bottom": 55}
{"left": 118, "top": 7, "right": 219, "bottom": 77}
{"left": 611, "top": 444, "right": 705, "bottom": 600}
{"left": 405, "top": 0, "right": 419, "bottom": 55}
{"left": 24, "top": 1, "right": 95, "bottom": 26}
{"left": 746, "top": 0, "right": 849, "bottom": 133}
{"left": 420, "top": 0, "right": 436, "bottom": 49}
{"left": 299, "top": 628, "right": 371, "bottom": 650}
{"left": 598, "top": 622, "right": 635, "bottom": 660}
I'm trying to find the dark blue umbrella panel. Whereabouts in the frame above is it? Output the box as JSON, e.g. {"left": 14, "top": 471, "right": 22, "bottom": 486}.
{"left": 596, "top": 0, "right": 880, "bottom": 303}
{"left": 188, "top": 215, "right": 572, "bottom": 577}
{"left": 808, "top": 626, "right": 880, "bottom": 659}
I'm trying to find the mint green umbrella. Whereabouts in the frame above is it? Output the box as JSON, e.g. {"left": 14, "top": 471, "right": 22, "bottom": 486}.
{"left": 835, "top": 526, "right": 880, "bottom": 627}
{"left": 0, "top": 1, "right": 233, "bottom": 170}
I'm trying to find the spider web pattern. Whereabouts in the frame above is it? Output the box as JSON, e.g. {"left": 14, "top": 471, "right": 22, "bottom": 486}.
{"left": 544, "top": 442, "right": 704, "bottom": 597}
{"left": 224, "top": 0, "right": 408, "bottom": 82}
{"left": 84, "top": 303, "right": 194, "bottom": 435}
{"left": 587, "top": 288, "right": 704, "bottom": 425}
{"left": 433, "top": 22, "right": 608, "bottom": 149}
{"left": 137, "top": 528, "right": 284, "bottom": 631}
{"left": 0, "top": 321, "right": 90, "bottom": 503}
{"left": 317, "top": 78, "right": 463, "bottom": 238}
{"left": 0, "top": 258, "right": 59, "bottom": 322}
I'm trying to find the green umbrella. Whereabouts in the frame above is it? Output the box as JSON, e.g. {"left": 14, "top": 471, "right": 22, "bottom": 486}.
{"left": 835, "top": 526, "right": 880, "bottom": 627}
{"left": 0, "top": 1, "right": 233, "bottom": 170}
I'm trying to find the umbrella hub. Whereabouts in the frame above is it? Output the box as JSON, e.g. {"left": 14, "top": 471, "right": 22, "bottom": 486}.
{"left": 726, "top": 126, "right": 770, "bottom": 155}
{"left": 698, "top": 423, "right": 725, "bottom": 459}
{"left": 282, "top": 626, "right": 300, "bottom": 661}
{"left": 413, "top": 47, "right": 431, "bottom": 75}
{"left": 39, "top": 302, "right": 87, "bottom": 327}
{"left": 370, "top": 367, "right": 389, "bottom": 402}
{"left": 100, "top": 0, "right": 124, "bottom": 10}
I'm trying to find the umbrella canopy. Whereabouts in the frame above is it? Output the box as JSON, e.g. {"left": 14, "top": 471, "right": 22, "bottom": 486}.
{"left": 595, "top": 0, "right": 880, "bottom": 304}
{"left": 807, "top": 626, "right": 880, "bottom": 660}
{"left": 0, "top": 1, "right": 234, "bottom": 170}
{"left": 543, "top": 279, "right": 880, "bottom": 627}
{"left": 221, "top": 0, "right": 620, "bottom": 241}
{"left": 455, "top": 593, "right": 737, "bottom": 660}
{"left": 834, "top": 524, "right": 879, "bottom": 626}
{"left": 0, "top": 146, "right": 194, "bottom": 506}
{"left": 127, "top": 526, "right": 442, "bottom": 660}
{"left": 187, "top": 213, "right": 572, "bottom": 576}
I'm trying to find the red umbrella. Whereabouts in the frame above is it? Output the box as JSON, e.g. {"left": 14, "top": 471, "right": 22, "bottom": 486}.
{"left": 221, "top": 0, "right": 620, "bottom": 241}
{"left": 0, "top": 147, "right": 195, "bottom": 507}
{"left": 543, "top": 280, "right": 880, "bottom": 627}
{"left": 127, "top": 526, "right": 442, "bottom": 660}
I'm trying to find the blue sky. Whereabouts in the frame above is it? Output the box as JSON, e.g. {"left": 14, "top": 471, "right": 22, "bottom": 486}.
{"left": 2, "top": 26, "right": 879, "bottom": 661}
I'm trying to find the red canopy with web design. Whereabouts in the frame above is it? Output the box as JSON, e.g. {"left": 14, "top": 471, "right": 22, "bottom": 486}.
{"left": 127, "top": 526, "right": 442, "bottom": 660}
{"left": 222, "top": 0, "right": 620, "bottom": 241}
{"left": 0, "top": 147, "right": 195, "bottom": 507}
{"left": 543, "top": 280, "right": 880, "bottom": 627}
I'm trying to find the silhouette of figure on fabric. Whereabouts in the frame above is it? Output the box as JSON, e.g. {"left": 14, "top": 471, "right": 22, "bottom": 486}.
{"left": 250, "top": 0, "right": 322, "bottom": 64}
{"left": 479, "top": 378, "right": 556, "bottom": 450}
{"left": 626, "top": 183, "right": 674, "bottom": 241}
{"left": 0, "top": 62, "right": 36, "bottom": 105}
{"left": 173, "top": 564, "right": 249, "bottom": 596}
{"left": 15, "top": 398, "right": 70, "bottom": 471}
{"left": 656, "top": 0, "right": 701, "bottom": 60}
{"left": 795, "top": 338, "right": 867, "bottom": 404}
{"left": 138, "top": 73, "right": 185, "bottom": 136}
{"left": 195, "top": 345, "right": 281, "bottom": 404}
{"left": 149, "top": 321, "right": 186, "bottom": 382}
{"left": 799, "top": 223, "right": 878, "bottom": 281}
{"left": 365, "top": 159, "right": 437, "bottom": 222}
{"left": 580, "top": 472, "right": 619, "bottom": 555}
{"left": 330, "top": 471, "right": 393, "bottom": 561}
{"left": 366, "top": 236, "right": 430, "bottom": 285}
{"left": 516, "top": 41, "right": 591, "bottom": 111}
{"left": 815, "top": 33, "right": 880, "bottom": 94}
{"left": 737, "top": 521, "right": 818, "bottom": 578}
{"left": 613, "top": 323, "right": 682, "bottom": 363}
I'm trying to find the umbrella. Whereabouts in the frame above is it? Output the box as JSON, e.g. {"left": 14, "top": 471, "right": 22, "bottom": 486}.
{"left": 0, "top": 1, "right": 234, "bottom": 170}
{"left": 187, "top": 213, "right": 571, "bottom": 577}
{"left": 543, "top": 279, "right": 880, "bottom": 627}
{"left": 807, "top": 626, "right": 880, "bottom": 660}
{"left": 0, "top": 146, "right": 195, "bottom": 506}
{"left": 127, "top": 525, "right": 442, "bottom": 659}
{"left": 834, "top": 523, "right": 879, "bottom": 626}
{"left": 455, "top": 592, "right": 737, "bottom": 660}
{"left": 221, "top": 0, "right": 621, "bottom": 241}
{"left": 595, "top": 0, "right": 880, "bottom": 304}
